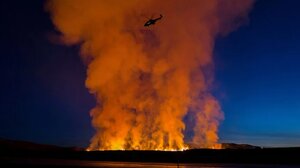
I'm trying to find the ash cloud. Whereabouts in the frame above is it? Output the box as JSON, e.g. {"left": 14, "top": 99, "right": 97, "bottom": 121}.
{"left": 46, "top": 0, "right": 254, "bottom": 150}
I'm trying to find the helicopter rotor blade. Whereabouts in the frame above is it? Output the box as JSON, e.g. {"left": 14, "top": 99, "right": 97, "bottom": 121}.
{"left": 141, "top": 14, "right": 151, "bottom": 20}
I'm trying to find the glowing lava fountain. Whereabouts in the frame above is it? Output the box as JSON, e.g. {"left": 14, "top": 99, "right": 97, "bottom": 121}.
{"left": 46, "top": 0, "right": 254, "bottom": 151}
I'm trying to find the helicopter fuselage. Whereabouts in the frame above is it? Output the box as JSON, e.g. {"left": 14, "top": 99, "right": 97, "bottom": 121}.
{"left": 144, "top": 15, "right": 162, "bottom": 27}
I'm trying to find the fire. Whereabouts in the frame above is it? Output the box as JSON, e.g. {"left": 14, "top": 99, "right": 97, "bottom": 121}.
{"left": 211, "top": 144, "right": 223, "bottom": 150}
{"left": 46, "top": 0, "right": 254, "bottom": 151}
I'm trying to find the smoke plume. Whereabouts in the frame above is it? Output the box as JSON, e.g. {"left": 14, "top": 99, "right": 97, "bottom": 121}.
{"left": 46, "top": 0, "right": 254, "bottom": 150}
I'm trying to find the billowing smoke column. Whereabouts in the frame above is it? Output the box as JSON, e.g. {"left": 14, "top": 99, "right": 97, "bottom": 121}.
{"left": 47, "top": 0, "right": 253, "bottom": 150}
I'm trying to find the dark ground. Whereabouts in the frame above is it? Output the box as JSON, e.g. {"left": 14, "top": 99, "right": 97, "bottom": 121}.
{"left": 0, "top": 139, "right": 300, "bottom": 167}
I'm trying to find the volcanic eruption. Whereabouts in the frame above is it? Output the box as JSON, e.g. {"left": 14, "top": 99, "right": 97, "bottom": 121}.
{"left": 46, "top": 0, "right": 254, "bottom": 151}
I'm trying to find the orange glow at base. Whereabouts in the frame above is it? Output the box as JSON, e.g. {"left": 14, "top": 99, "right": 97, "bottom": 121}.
{"left": 211, "top": 144, "right": 223, "bottom": 150}
{"left": 85, "top": 144, "right": 224, "bottom": 151}
{"left": 86, "top": 143, "right": 190, "bottom": 151}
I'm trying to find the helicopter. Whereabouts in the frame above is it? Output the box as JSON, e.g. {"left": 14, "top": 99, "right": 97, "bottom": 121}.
{"left": 144, "top": 14, "right": 163, "bottom": 27}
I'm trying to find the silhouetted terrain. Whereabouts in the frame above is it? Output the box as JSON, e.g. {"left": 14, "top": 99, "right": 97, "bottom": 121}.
{"left": 0, "top": 138, "right": 83, "bottom": 152}
{"left": 1, "top": 138, "right": 300, "bottom": 167}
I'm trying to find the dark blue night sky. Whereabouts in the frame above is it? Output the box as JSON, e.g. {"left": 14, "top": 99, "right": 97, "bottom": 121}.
{"left": 1, "top": 0, "right": 300, "bottom": 147}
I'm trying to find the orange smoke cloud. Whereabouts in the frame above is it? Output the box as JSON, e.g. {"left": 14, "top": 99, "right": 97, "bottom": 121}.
{"left": 46, "top": 0, "right": 254, "bottom": 150}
